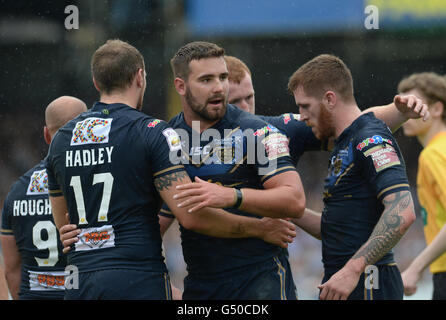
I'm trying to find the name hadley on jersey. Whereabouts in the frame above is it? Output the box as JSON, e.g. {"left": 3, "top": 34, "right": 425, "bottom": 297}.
{"left": 65, "top": 146, "right": 114, "bottom": 167}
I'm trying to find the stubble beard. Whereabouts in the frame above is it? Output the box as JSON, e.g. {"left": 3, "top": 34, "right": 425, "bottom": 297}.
{"left": 316, "top": 103, "right": 335, "bottom": 141}
{"left": 185, "top": 87, "right": 227, "bottom": 122}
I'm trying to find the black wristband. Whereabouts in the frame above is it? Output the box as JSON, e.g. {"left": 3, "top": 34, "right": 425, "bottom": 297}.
{"left": 233, "top": 188, "right": 243, "bottom": 209}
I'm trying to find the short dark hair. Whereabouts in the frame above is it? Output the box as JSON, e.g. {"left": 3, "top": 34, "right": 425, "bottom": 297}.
{"left": 288, "top": 54, "right": 354, "bottom": 102}
{"left": 398, "top": 72, "right": 446, "bottom": 122}
{"left": 170, "top": 41, "right": 225, "bottom": 80}
{"left": 91, "top": 39, "right": 145, "bottom": 94}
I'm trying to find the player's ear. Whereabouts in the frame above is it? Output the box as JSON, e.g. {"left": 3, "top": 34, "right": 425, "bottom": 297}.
{"left": 174, "top": 77, "right": 186, "bottom": 96}
{"left": 431, "top": 101, "right": 444, "bottom": 118}
{"left": 324, "top": 91, "right": 337, "bottom": 109}
{"left": 92, "top": 77, "right": 101, "bottom": 92}
{"left": 135, "top": 68, "right": 145, "bottom": 88}
{"left": 44, "top": 126, "right": 52, "bottom": 145}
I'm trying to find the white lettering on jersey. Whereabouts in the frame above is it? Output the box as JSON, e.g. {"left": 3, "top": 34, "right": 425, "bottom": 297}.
{"left": 65, "top": 146, "right": 114, "bottom": 167}
{"left": 13, "top": 199, "right": 51, "bottom": 217}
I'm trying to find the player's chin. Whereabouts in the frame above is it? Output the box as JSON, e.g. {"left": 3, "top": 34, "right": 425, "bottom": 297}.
{"left": 207, "top": 104, "right": 226, "bottom": 118}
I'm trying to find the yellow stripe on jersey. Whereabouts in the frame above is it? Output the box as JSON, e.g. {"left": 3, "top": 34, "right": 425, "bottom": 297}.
{"left": 376, "top": 184, "right": 410, "bottom": 199}
{"left": 48, "top": 189, "right": 63, "bottom": 196}
{"left": 153, "top": 165, "right": 184, "bottom": 178}
{"left": 260, "top": 166, "right": 296, "bottom": 183}
{"left": 0, "top": 228, "right": 13, "bottom": 234}
{"left": 273, "top": 257, "right": 287, "bottom": 300}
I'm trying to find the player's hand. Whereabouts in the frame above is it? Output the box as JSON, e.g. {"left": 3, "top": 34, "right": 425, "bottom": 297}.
{"left": 318, "top": 262, "right": 361, "bottom": 300}
{"left": 259, "top": 217, "right": 296, "bottom": 248}
{"left": 59, "top": 219, "right": 81, "bottom": 254}
{"left": 174, "top": 176, "right": 236, "bottom": 212}
{"left": 401, "top": 266, "right": 421, "bottom": 296}
{"left": 394, "top": 94, "right": 430, "bottom": 121}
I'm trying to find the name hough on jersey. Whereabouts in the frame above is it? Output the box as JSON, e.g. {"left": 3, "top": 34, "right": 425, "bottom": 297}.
{"left": 13, "top": 199, "right": 51, "bottom": 217}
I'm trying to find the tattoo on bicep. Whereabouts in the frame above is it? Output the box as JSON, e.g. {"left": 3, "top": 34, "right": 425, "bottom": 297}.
{"left": 352, "top": 190, "right": 412, "bottom": 265}
{"left": 154, "top": 171, "right": 189, "bottom": 192}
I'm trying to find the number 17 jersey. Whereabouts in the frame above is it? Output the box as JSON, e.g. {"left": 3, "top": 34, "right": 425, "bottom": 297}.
{"left": 45, "top": 102, "right": 184, "bottom": 274}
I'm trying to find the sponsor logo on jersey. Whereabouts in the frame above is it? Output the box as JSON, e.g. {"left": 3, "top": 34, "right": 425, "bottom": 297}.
{"left": 29, "top": 270, "right": 66, "bottom": 291}
{"left": 148, "top": 119, "right": 161, "bottom": 128}
{"left": 356, "top": 135, "right": 392, "bottom": 151}
{"left": 261, "top": 132, "right": 290, "bottom": 160}
{"left": 27, "top": 169, "right": 48, "bottom": 195}
{"left": 283, "top": 113, "right": 292, "bottom": 125}
{"left": 363, "top": 145, "right": 401, "bottom": 172}
{"left": 75, "top": 225, "right": 115, "bottom": 251}
{"left": 162, "top": 128, "right": 182, "bottom": 151}
{"left": 71, "top": 117, "right": 112, "bottom": 146}
{"left": 253, "top": 124, "right": 279, "bottom": 137}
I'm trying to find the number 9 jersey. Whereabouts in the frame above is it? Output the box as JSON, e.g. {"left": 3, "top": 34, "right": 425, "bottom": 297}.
{"left": 1, "top": 160, "right": 67, "bottom": 299}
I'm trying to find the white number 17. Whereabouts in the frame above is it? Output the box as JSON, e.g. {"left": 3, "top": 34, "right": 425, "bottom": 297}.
{"left": 69, "top": 172, "right": 114, "bottom": 225}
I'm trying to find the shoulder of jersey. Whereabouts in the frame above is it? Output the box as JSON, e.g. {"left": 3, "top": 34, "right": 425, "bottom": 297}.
{"left": 7, "top": 162, "right": 48, "bottom": 197}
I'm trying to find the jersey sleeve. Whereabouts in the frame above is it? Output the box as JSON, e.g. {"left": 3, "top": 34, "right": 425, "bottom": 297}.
{"left": 1, "top": 192, "right": 14, "bottom": 235}
{"left": 143, "top": 120, "right": 186, "bottom": 179}
{"left": 45, "top": 145, "right": 63, "bottom": 198}
{"left": 354, "top": 130, "right": 410, "bottom": 201}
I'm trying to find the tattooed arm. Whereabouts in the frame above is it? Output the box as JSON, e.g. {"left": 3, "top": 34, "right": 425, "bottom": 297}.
{"left": 154, "top": 171, "right": 296, "bottom": 247}
{"left": 318, "top": 190, "right": 416, "bottom": 300}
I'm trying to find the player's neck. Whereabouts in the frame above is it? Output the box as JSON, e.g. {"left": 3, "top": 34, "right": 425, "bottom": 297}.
{"left": 333, "top": 103, "right": 362, "bottom": 138}
{"left": 99, "top": 90, "right": 139, "bottom": 110}
{"left": 418, "top": 120, "right": 446, "bottom": 147}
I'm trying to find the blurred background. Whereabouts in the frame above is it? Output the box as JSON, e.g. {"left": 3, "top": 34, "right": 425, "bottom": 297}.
{"left": 1, "top": 0, "right": 445, "bottom": 299}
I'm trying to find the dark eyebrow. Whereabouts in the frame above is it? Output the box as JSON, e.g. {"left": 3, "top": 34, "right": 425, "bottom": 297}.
{"left": 197, "top": 74, "right": 214, "bottom": 80}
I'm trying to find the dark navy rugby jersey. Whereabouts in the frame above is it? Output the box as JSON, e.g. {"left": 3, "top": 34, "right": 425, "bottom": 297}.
{"left": 45, "top": 102, "right": 184, "bottom": 273}
{"left": 1, "top": 160, "right": 66, "bottom": 299}
{"left": 164, "top": 104, "right": 297, "bottom": 276}
{"left": 321, "top": 112, "right": 410, "bottom": 270}
{"left": 259, "top": 113, "right": 326, "bottom": 165}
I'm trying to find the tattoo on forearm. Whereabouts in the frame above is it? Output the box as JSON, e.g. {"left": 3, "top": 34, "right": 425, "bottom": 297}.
{"left": 352, "top": 191, "right": 412, "bottom": 265}
{"left": 154, "top": 171, "right": 188, "bottom": 191}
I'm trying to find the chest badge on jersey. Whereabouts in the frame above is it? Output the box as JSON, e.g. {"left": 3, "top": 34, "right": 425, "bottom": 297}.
{"left": 326, "top": 143, "right": 354, "bottom": 187}
{"left": 27, "top": 169, "right": 48, "bottom": 195}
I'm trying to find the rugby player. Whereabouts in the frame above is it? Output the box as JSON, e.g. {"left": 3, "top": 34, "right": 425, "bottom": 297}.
{"left": 1, "top": 96, "right": 87, "bottom": 299}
